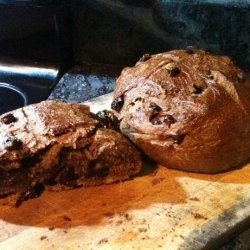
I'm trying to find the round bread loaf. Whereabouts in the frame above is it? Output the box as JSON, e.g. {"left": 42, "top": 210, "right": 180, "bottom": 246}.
{"left": 112, "top": 49, "right": 250, "bottom": 173}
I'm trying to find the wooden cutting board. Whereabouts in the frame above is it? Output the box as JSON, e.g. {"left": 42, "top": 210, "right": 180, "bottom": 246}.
{"left": 0, "top": 93, "right": 249, "bottom": 250}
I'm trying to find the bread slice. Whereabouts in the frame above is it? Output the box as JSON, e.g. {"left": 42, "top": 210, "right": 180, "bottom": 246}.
{"left": 0, "top": 101, "right": 141, "bottom": 206}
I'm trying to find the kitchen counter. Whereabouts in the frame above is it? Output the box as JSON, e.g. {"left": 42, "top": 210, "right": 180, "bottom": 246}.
{"left": 49, "top": 69, "right": 250, "bottom": 250}
{"left": 49, "top": 69, "right": 116, "bottom": 103}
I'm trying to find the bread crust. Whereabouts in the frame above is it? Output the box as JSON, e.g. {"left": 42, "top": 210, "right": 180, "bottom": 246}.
{"left": 113, "top": 49, "right": 250, "bottom": 173}
{"left": 0, "top": 101, "right": 141, "bottom": 205}
{"left": 0, "top": 101, "right": 96, "bottom": 164}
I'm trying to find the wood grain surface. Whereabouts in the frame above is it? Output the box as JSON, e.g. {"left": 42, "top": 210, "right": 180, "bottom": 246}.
{"left": 0, "top": 162, "right": 249, "bottom": 250}
{"left": 0, "top": 93, "right": 249, "bottom": 250}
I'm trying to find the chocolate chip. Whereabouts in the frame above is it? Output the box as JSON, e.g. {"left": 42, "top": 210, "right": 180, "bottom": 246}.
{"left": 139, "top": 53, "right": 151, "bottom": 62}
{"left": 1, "top": 113, "right": 18, "bottom": 124}
{"left": 150, "top": 114, "right": 175, "bottom": 127}
{"left": 135, "top": 97, "right": 142, "bottom": 102}
{"left": 185, "top": 46, "right": 195, "bottom": 54}
{"left": 165, "top": 63, "right": 180, "bottom": 77}
{"left": 170, "top": 134, "right": 186, "bottom": 144}
{"left": 111, "top": 95, "right": 124, "bottom": 113}
{"left": 149, "top": 102, "right": 161, "bottom": 112}
{"left": 150, "top": 115, "right": 162, "bottom": 125}
{"left": 3, "top": 137, "right": 23, "bottom": 150}
{"left": 95, "top": 110, "right": 120, "bottom": 131}
{"left": 193, "top": 84, "right": 204, "bottom": 94}
{"left": 164, "top": 114, "right": 175, "bottom": 126}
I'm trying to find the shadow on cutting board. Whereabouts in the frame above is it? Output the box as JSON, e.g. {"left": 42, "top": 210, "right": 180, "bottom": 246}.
{"left": 0, "top": 157, "right": 249, "bottom": 229}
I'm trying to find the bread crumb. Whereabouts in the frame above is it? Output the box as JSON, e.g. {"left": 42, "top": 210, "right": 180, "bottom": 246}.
{"left": 141, "top": 235, "right": 150, "bottom": 240}
{"left": 104, "top": 212, "right": 114, "bottom": 217}
{"left": 152, "top": 178, "right": 164, "bottom": 186}
{"left": 124, "top": 213, "right": 132, "bottom": 221}
{"left": 192, "top": 213, "right": 207, "bottom": 220}
{"left": 40, "top": 236, "right": 47, "bottom": 241}
{"left": 98, "top": 238, "right": 108, "bottom": 244}
{"left": 138, "top": 228, "right": 147, "bottom": 233}
{"left": 63, "top": 215, "right": 72, "bottom": 221}
{"left": 48, "top": 226, "right": 54, "bottom": 231}
{"left": 189, "top": 197, "right": 200, "bottom": 202}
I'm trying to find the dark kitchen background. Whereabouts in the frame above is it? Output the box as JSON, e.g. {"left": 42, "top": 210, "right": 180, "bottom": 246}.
{"left": 0, "top": 0, "right": 249, "bottom": 114}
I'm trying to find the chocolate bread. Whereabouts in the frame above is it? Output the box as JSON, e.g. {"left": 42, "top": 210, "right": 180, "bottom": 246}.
{"left": 112, "top": 49, "right": 250, "bottom": 173}
{"left": 0, "top": 101, "right": 141, "bottom": 206}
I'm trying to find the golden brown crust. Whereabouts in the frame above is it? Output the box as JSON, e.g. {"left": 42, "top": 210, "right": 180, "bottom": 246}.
{"left": 113, "top": 49, "right": 250, "bottom": 173}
